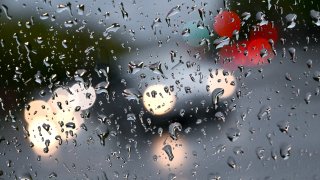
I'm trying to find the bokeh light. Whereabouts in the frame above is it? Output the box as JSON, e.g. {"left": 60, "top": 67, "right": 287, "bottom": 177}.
{"left": 213, "top": 10, "right": 241, "bottom": 37}
{"left": 250, "top": 23, "right": 278, "bottom": 43}
{"left": 70, "top": 83, "right": 96, "bottom": 110}
{"left": 143, "top": 84, "right": 176, "bottom": 116}
{"left": 24, "top": 100, "right": 53, "bottom": 123}
{"left": 48, "top": 87, "right": 78, "bottom": 113}
{"left": 27, "top": 116, "right": 60, "bottom": 156}
{"left": 152, "top": 134, "right": 188, "bottom": 170}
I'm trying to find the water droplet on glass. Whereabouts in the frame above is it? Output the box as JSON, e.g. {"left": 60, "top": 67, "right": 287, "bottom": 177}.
{"left": 56, "top": 3, "right": 72, "bottom": 16}
{"left": 288, "top": 47, "right": 296, "bottom": 61}
{"left": 285, "top": 14, "right": 297, "bottom": 28}
{"left": 166, "top": 5, "right": 181, "bottom": 18}
{"left": 77, "top": 4, "right": 85, "bottom": 15}
{"left": 128, "top": 61, "right": 144, "bottom": 74}
{"left": 307, "top": 59, "right": 313, "bottom": 68}
{"left": 181, "top": 28, "right": 191, "bottom": 37}
{"left": 280, "top": 143, "right": 291, "bottom": 160}
{"left": 120, "top": 2, "right": 129, "bottom": 20}
{"left": 310, "top": 10, "right": 320, "bottom": 26}
{"left": 127, "top": 113, "right": 136, "bottom": 121}
{"left": 96, "top": 124, "right": 109, "bottom": 146}
{"left": 313, "top": 71, "right": 320, "bottom": 82}
{"left": 226, "top": 127, "right": 240, "bottom": 142}
{"left": 122, "top": 88, "right": 142, "bottom": 103}
{"left": 168, "top": 122, "right": 182, "bottom": 140}
{"left": 215, "top": 111, "right": 225, "bottom": 122}
{"left": 207, "top": 173, "right": 221, "bottom": 180}
{"left": 256, "top": 12, "right": 268, "bottom": 26}
{"left": 257, "top": 105, "right": 271, "bottom": 120}
{"left": 227, "top": 156, "right": 238, "bottom": 169}
{"left": 95, "top": 81, "right": 109, "bottom": 94}
{"left": 1, "top": 4, "right": 12, "bottom": 20}
{"left": 162, "top": 144, "right": 174, "bottom": 161}
{"left": 103, "top": 23, "right": 120, "bottom": 38}
{"left": 256, "top": 147, "right": 265, "bottom": 160}
{"left": 277, "top": 120, "right": 289, "bottom": 133}
{"left": 304, "top": 92, "right": 312, "bottom": 104}
{"left": 242, "top": 12, "right": 251, "bottom": 21}
{"left": 148, "top": 62, "right": 163, "bottom": 74}
{"left": 212, "top": 88, "right": 224, "bottom": 110}
{"left": 151, "top": 18, "right": 161, "bottom": 30}
{"left": 213, "top": 37, "right": 230, "bottom": 49}
{"left": 40, "top": 13, "right": 49, "bottom": 20}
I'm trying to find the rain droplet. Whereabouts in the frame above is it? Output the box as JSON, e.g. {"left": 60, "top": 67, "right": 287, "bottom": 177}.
{"left": 242, "top": 12, "right": 251, "bottom": 21}
{"left": 227, "top": 156, "right": 237, "bottom": 169}
{"left": 285, "top": 14, "right": 297, "bottom": 28}
{"left": 96, "top": 124, "right": 109, "bottom": 146}
{"left": 181, "top": 28, "right": 191, "bottom": 37}
{"left": 166, "top": 5, "right": 181, "bottom": 18}
{"left": 95, "top": 81, "right": 109, "bottom": 94}
{"left": 103, "top": 23, "right": 120, "bottom": 38}
{"left": 213, "top": 37, "right": 230, "bottom": 49}
{"left": 280, "top": 143, "right": 291, "bottom": 160}
{"left": 122, "top": 88, "right": 142, "bottom": 103}
{"left": 148, "top": 62, "right": 163, "bottom": 74}
{"left": 127, "top": 113, "right": 136, "bottom": 121}
{"left": 40, "top": 13, "right": 49, "bottom": 20}
{"left": 56, "top": 3, "right": 72, "bottom": 16}
{"left": 212, "top": 88, "right": 224, "bottom": 110}
{"left": 256, "top": 12, "right": 268, "bottom": 26}
{"left": 168, "top": 122, "right": 182, "bottom": 140}
{"left": 120, "top": 2, "right": 129, "bottom": 20}
{"left": 256, "top": 147, "right": 265, "bottom": 160}
{"left": 128, "top": 61, "right": 144, "bottom": 74}
{"left": 277, "top": 120, "right": 289, "bottom": 133}
{"left": 77, "top": 4, "right": 85, "bottom": 15}
{"left": 1, "top": 4, "right": 12, "bottom": 20}
{"left": 214, "top": 111, "right": 225, "bottom": 122}
{"left": 310, "top": 10, "right": 320, "bottom": 26}
{"left": 313, "top": 71, "right": 320, "bottom": 82}
{"left": 151, "top": 18, "right": 161, "bottom": 30}
{"left": 226, "top": 127, "right": 240, "bottom": 142}
{"left": 304, "top": 92, "right": 312, "bottom": 104}
{"left": 257, "top": 105, "right": 271, "bottom": 120}
{"left": 288, "top": 47, "right": 296, "bottom": 61}
{"left": 162, "top": 144, "right": 174, "bottom": 161}
{"left": 307, "top": 59, "right": 313, "bottom": 68}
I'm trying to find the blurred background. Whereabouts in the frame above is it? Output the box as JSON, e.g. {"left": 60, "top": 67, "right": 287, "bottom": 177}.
{"left": 1, "top": 0, "right": 320, "bottom": 179}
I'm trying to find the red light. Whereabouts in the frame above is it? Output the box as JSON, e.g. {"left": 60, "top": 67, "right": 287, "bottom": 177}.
{"left": 213, "top": 11, "right": 241, "bottom": 38}
{"left": 219, "top": 41, "right": 248, "bottom": 70}
{"left": 219, "top": 38, "right": 274, "bottom": 69}
{"left": 247, "top": 38, "right": 274, "bottom": 66}
{"left": 250, "top": 23, "right": 278, "bottom": 43}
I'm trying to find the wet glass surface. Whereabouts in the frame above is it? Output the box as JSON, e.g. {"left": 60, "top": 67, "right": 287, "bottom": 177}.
{"left": 1, "top": 0, "right": 320, "bottom": 179}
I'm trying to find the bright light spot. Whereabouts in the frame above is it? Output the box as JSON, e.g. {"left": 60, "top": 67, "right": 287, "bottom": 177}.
{"left": 24, "top": 100, "right": 53, "bottom": 124}
{"left": 48, "top": 87, "right": 79, "bottom": 113}
{"left": 70, "top": 83, "right": 96, "bottom": 110}
{"left": 207, "top": 69, "right": 237, "bottom": 99}
{"left": 143, "top": 84, "right": 176, "bottom": 115}
{"left": 27, "top": 116, "right": 59, "bottom": 156}
{"left": 152, "top": 134, "right": 187, "bottom": 169}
